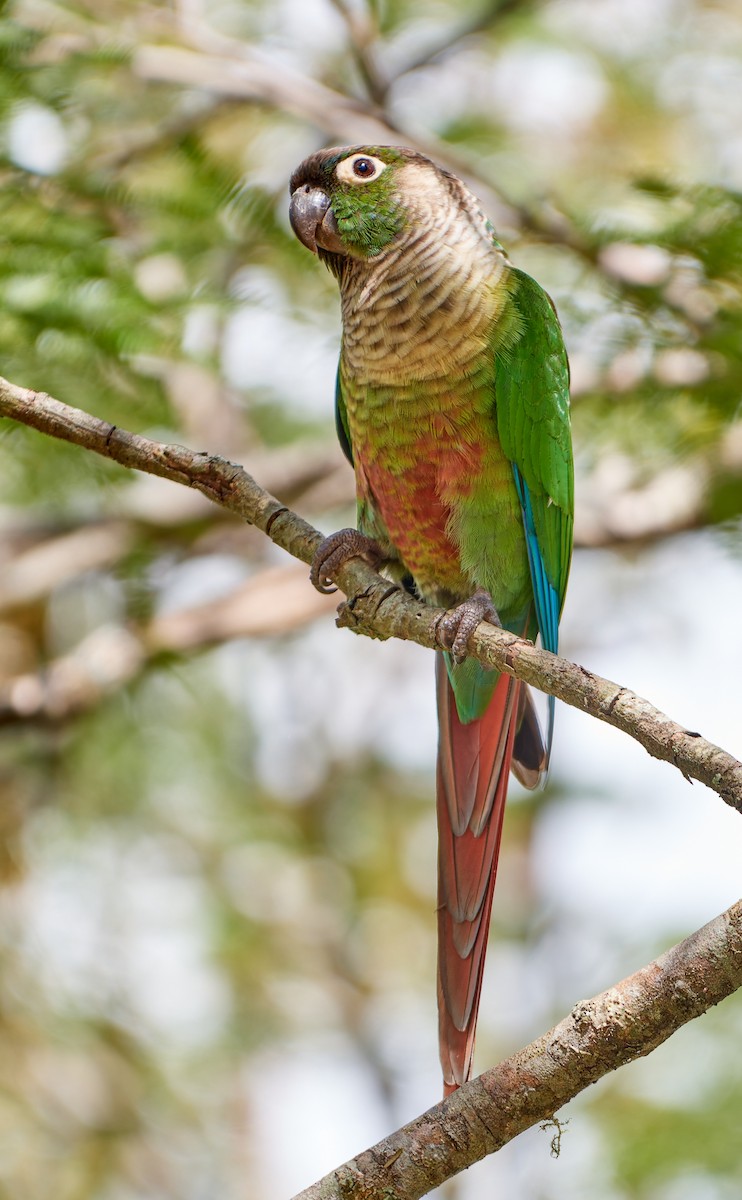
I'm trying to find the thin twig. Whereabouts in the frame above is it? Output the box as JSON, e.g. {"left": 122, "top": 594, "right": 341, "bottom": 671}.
{"left": 0, "top": 565, "right": 336, "bottom": 727}
{"left": 394, "top": 0, "right": 535, "bottom": 79}
{"left": 131, "top": 42, "right": 519, "bottom": 229}
{"left": 91, "top": 95, "right": 238, "bottom": 171}
{"left": 326, "top": 0, "right": 389, "bottom": 106}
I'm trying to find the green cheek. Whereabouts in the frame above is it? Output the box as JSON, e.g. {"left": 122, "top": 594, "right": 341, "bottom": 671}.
{"left": 333, "top": 195, "right": 406, "bottom": 256}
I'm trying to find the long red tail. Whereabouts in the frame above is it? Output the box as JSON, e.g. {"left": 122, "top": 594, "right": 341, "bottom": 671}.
{"left": 435, "top": 658, "right": 520, "bottom": 1094}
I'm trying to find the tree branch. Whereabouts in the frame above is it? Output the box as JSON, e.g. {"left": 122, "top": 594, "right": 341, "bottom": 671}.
{"left": 0, "top": 565, "right": 337, "bottom": 727}
{"left": 393, "top": 0, "right": 537, "bottom": 80}
{"left": 326, "top": 0, "right": 390, "bottom": 107}
{"left": 1, "top": 373, "right": 740, "bottom": 815}
{"left": 2, "top": 377, "right": 741, "bottom": 1195}
{"left": 292, "top": 898, "right": 742, "bottom": 1200}
{"left": 131, "top": 42, "right": 520, "bottom": 231}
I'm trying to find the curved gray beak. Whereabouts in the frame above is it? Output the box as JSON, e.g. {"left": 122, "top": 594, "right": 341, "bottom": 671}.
{"left": 289, "top": 185, "right": 344, "bottom": 254}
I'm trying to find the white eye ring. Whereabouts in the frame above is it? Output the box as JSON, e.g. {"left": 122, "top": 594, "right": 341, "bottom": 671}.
{"left": 335, "top": 154, "right": 387, "bottom": 185}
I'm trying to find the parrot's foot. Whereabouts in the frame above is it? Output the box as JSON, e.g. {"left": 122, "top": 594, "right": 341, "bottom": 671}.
{"left": 310, "top": 528, "right": 384, "bottom": 594}
{"left": 437, "top": 587, "right": 501, "bottom": 663}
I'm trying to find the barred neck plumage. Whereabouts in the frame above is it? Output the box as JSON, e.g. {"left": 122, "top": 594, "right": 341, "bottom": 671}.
{"left": 337, "top": 169, "right": 510, "bottom": 385}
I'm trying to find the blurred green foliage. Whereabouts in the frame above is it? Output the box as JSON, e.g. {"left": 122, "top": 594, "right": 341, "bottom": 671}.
{"left": 0, "top": 0, "right": 740, "bottom": 1197}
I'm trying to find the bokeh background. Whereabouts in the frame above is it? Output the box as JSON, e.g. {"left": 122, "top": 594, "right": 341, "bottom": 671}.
{"left": 0, "top": 0, "right": 741, "bottom": 1196}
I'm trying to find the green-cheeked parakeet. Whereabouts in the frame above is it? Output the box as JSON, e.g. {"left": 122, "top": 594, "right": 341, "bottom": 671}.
{"left": 289, "top": 145, "right": 573, "bottom": 1094}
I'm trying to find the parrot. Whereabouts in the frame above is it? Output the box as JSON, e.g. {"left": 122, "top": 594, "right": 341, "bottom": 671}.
{"left": 288, "top": 145, "right": 573, "bottom": 1094}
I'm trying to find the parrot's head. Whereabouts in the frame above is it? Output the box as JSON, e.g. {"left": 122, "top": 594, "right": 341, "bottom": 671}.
{"left": 289, "top": 144, "right": 447, "bottom": 269}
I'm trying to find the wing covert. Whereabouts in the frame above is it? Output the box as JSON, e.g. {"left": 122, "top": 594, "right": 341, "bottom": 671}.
{"left": 335, "top": 368, "right": 354, "bottom": 467}
{"left": 494, "top": 267, "right": 573, "bottom": 639}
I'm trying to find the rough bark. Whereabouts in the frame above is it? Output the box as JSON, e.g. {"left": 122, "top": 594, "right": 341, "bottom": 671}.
{"left": 293, "top": 900, "right": 742, "bottom": 1199}
{"left": 1, "top": 373, "right": 740, "bottom": 814}
{"left": 1, "top": 374, "right": 741, "bottom": 1197}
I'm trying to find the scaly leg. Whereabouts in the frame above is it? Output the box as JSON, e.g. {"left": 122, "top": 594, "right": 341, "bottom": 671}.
{"left": 437, "top": 587, "right": 501, "bottom": 663}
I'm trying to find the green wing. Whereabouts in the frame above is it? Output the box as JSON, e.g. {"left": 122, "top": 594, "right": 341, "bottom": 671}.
{"left": 494, "top": 266, "right": 573, "bottom": 647}
{"left": 335, "top": 368, "right": 353, "bottom": 466}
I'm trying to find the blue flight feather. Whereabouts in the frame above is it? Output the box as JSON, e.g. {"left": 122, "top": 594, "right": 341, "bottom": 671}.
{"left": 512, "top": 465, "right": 559, "bottom": 755}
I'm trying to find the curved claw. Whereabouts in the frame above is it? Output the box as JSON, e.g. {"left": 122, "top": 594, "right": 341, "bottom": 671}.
{"left": 437, "top": 587, "right": 502, "bottom": 663}
{"left": 309, "top": 528, "right": 384, "bottom": 595}
{"left": 314, "top": 576, "right": 339, "bottom": 596}
{"left": 310, "top": 549, "right": 339, "bottom": 594}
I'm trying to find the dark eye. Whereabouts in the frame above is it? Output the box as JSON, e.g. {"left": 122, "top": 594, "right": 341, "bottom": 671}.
{"left": 353, "top": 158, "right": 375, "bottom": 178}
